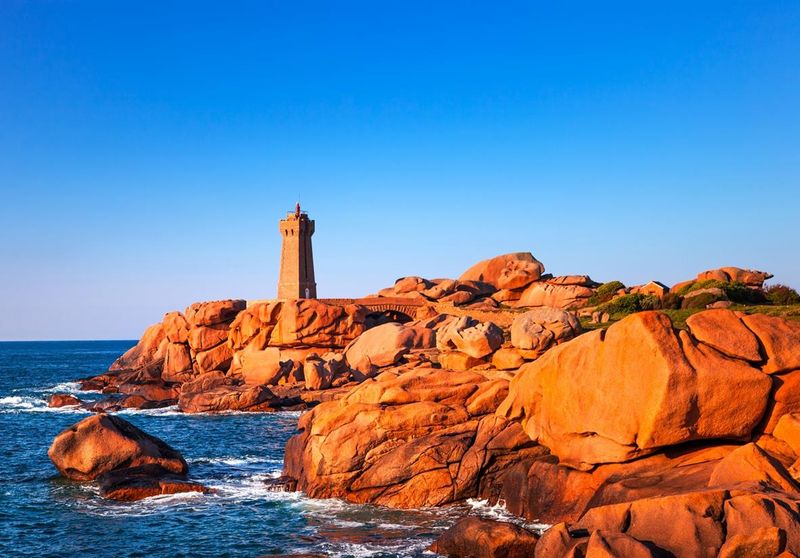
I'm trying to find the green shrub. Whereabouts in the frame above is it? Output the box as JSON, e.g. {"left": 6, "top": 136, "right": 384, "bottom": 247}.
{"left": 765, "top": 284, "right": 800, "bottom": 306}
{"left": 599, "top": 293, "right": 660, "bottom": 316}
{"left": 682, "top": 292, "right": 722, "bottom": 309}
{"left": 660, "top": 292, "right": 682, "bottom": 310}
{"left": 679, "top": 279, "right": 766, "bottom": 305}
{"left": 678, "top": 279, "right": 726, "bottom": 296}
{"left": 587, "top": 281, "right": 626, "bottom": 306}
{"left": 725, "top": 281, "right": 767, "bottom": 304}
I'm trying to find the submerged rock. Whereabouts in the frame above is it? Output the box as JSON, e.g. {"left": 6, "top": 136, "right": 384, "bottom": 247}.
{"left": 47, "top": 393, "right": 80, "bottom": 407}
{"left": 98, "top": 464, "right": 210, "bottom": 501}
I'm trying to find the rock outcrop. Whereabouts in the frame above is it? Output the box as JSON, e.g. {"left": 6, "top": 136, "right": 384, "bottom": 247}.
{"left": 697, "top": 266, "right": 774, "bottom": 287}
{"left": 177, "top": 371, "right": 290, "bottom": 413}
{"left": 498, "top": 310, "right": 776, "bottom": 468}
{"left": 284, "top": 366, "right": 540, "bottom": 508}
{"left": 229, "top": 299, "right": 366, "bottom": 352}
{"left": 282, "top": 307, "right": 800, "bottom": 556}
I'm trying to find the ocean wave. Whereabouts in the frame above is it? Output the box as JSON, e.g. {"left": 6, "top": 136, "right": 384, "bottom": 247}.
{"left": 42, "top": 381, "right": 98, "bottom": 394}
{"left": 320, "top": 539, "right": 436, "bottom": 558}
{"left": 466, "top": 498, "right": 550, "bottom": 533}
{"left": 0, "top": 395, "right": 86, "bottom": 414}
{"left": 189, "top": 455, "right": 283, "bottom": 467}
{"left": 116, "top": 405, "right": 183, "bottom": 416}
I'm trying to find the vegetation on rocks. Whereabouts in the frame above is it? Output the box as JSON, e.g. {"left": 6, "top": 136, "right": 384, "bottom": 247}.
{"left": 678, "top": 279, "right": 767, "bottom": 304}
{"left": 766, "top": 283, "right": 800, "bottom": 306}
{"left": 596, "top": 293, "right": 659, "bottom": 317}
{"left": 586, "top": 280, "right": 625, "bottom": 306}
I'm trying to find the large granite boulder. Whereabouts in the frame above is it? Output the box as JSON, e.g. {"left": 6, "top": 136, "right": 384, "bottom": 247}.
{"left": 510, "top": 307, "right": 582, "bottom": 357}
{"left": 515, "top": 282, "right": 594, "bottom": 309}
{"left": 392, "top": 276, "right": 433, "bottom": 294}
{"left": 48, "top": 393, "right": 81, "bottom": 407}
{"left": 497, "top": 310, "right": 783, "bottom": 468}
{"left": 162, "top": 311, "right": 189, "bottom": 343}
{"left": 183, "top": 300, "right": 245, "bottom": 375}
{"left": 162, "top": 342, "right": 193, "bottom": 382}
{"left": 303, "top": 353, "right": 349, "bottom": 390}
{"left": 109, "top": 323, "right": 167, "bottom": 371}
{"left": 230, "top": 347, "right": 287, "bottom": 385}
{"left": 459, "top": 252, "right": 545, "bottom": 290}
{"left": 429, "top": 516, "right": 539, "bottom": 558}
{"left": 343, "top": 322, "right": 417, "bottom": 374}
{"left": 48, "top": 414, "right": 187, "bottom": 481}
{"left": 437, "top": 316, "right": 504, "bottom": 359}
{"left": 697, "top": 266, "right": 773, "bottom": 287}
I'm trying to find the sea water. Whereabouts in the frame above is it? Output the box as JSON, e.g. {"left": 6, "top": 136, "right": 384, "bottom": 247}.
{"left": 0, "top": 340, "right": 473, "bottom": 557}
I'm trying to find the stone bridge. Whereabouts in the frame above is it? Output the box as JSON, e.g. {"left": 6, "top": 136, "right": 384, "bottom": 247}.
{"left": 320, "top": 297, "right": 426, "bottom": 323}
{"left": 245, "top": 296, "right": 426, "bottom": 324}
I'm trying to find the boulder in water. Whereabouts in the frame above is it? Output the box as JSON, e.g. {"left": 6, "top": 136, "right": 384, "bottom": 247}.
{"left": 98, "top": 464, "right": 210, "bottom": 501}
{"left": 48, "top": 393, "right": 80, "bottom": 408}
{"left": 48, "top": 414, "right": 188, "bottom": 481}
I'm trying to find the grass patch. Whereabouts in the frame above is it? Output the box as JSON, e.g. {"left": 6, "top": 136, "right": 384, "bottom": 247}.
{"left": 582, "top": 303, "right": 800, "bottom": 332}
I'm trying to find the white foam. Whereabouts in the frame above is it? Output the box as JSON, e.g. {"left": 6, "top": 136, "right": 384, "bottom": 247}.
{"left": 466, "top": 498, "right": 550, "bottom": 533}
{"left": 42, "top": 381, "right": 93, "bottom": 394}
{"left": 0, "top": 395, "right": 87, "bottom": 414}
{"left": 200, "top": 471, "right": 299, "bottom": 502}
{"left": 323, "top": 539, "right": 434, "bottom": 558}
{"left": 116, "top": 405, "right": 182, "bottom": 416}
{"left": 189, "top": 455, "right": 282, "bottom": 467}
{"left": 331, "top": 519, "right": 365, "bottom": 528}
{"left": 375, "top": 522, "right": 413, "bottom": 530}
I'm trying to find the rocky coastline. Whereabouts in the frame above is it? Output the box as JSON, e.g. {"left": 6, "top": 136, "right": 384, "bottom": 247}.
{"left": 45, "top": 252, "right": 800, "bottom": 557}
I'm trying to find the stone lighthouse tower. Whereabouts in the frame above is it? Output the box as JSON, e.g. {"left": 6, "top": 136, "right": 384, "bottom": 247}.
{"left": 277, "top": 203, "right": 317, "bottom": 299}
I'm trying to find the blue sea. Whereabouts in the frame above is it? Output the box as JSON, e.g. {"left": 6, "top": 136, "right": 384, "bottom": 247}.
{"left": 0, "top": 341, "right": 483, "bottom": 557}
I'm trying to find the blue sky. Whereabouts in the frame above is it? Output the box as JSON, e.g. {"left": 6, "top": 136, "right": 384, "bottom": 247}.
{"left": 1, "top": 1, "right": 798, "bottom": 340}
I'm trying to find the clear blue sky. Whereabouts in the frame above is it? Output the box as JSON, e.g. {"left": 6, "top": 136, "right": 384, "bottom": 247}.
{"left": 1, "top": 1, "right": 798, "bottom": 340}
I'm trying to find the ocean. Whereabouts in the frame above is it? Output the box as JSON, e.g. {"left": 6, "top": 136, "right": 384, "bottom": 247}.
{"left": 0, "top": 340, "right": 486, "bottom": 557}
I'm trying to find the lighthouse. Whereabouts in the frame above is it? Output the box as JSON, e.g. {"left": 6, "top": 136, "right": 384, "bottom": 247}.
{"left": 277, "top": 203, "right": 317, "bottom": 299}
